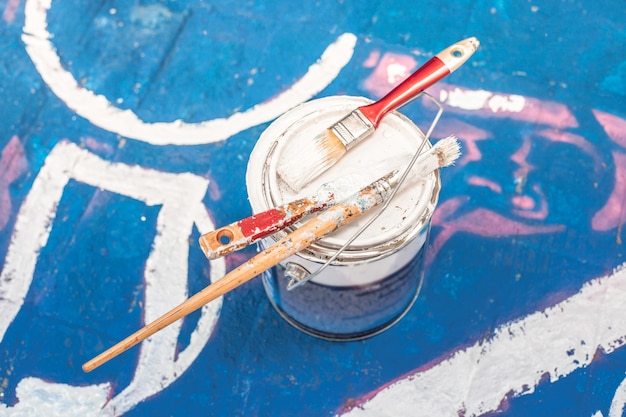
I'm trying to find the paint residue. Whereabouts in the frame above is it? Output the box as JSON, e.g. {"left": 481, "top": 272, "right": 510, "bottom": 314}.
{"left": 362, "top": 53, "right": 417, "bottom": 97}
{"left": 429, "top": 84, "right": 579, "bottom": 128}
{"left": 592, "top": 151, "right": 626, "bottom": 232}
{"left": 0, "top": 136, "right": 28, "bottom": 231}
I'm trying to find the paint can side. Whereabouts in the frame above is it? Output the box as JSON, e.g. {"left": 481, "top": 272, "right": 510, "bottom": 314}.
{"left": 246, "top": 96, "right": 440, "bottom": 340}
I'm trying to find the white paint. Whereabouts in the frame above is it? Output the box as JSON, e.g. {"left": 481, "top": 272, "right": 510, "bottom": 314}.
{"left": 487, "top": 93, "right": 526, "bottom": 113}
{"left": 0, "top": 141, "right": 225, "bottom": 416}
{"left": 340, "top": 263, "right": 626, "bottom": 416}
{"left": 609, "top": 376, "right": 626, "bottom": 417}
{"left": 439, "top": 87, "right": 526, "bottom": 113}
{"left": 21, "top": 0, "right": 357, "bottom": 145}
{"left": 0, "top": 378, "right": 110, "bottom": 417}
{"left": 247, "top": 96, "right": 438, "bottom": 286}
{"left": 386, "top": 63, "right": 409, "bottom": 84}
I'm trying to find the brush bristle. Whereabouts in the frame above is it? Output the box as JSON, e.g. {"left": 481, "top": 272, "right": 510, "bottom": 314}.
{"left": 433, "top": 135, "right": 461, "bottom": 167}
{"left": 277, "top": 129, "right": 347, "bottom": 191}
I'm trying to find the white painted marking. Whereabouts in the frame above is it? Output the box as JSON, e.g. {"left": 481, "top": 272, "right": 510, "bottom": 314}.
{"left": 439, "top": 87, "right": 526, "bottom": 113}
{"left": 22, "top": 0, "right": 357, "bottom": 145}
{"left": 609, "top": 376, "right": 626, "bottom": 417}
{"left": 0, "top": 378, "right": 110, "bottom": 417}
{"left": 340, "top": 263, "right": 626, "bottom": 416}
{"left": 0, "top": 141, "right": 225, "bottom": 416}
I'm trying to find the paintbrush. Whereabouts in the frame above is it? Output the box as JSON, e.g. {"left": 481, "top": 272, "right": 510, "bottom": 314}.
{"left": 199, "top": 181, "right": 341, "bottom": 260}
{"left": 277, "top": 37, "right": 478, "bottom": 191}
{"left": 199, "top": 136, "right": 460, "bottom": 260}
{"left": 82, "top": 163, "right": 415, "bottom": 372}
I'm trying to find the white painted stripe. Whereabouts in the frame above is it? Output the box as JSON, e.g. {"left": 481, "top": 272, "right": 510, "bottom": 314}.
{"left": 0, "top": 141, "right": 224, "bottom": 415}
{"left": 340, "top": 264, "right": 626, "bottom": 416}
{"left": 22, "top": 0, "right": 357, "bottom": 145}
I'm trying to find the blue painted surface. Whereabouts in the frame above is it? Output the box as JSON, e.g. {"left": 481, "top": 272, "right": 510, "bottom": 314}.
{"left": 1, "top": 1, "right": 626, "bottom": 416}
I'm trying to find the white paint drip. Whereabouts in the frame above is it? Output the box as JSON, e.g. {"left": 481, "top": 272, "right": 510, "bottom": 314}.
{"left": 0, "top": 141, "right": 225, "bottom": 416}
{"left": 439, "top": 87, "right": 526, "bottom": 113}
{"left": 22, "top": 0, "right": 357, "bottom": 145}
{"left": 340, "top": 263, "right": 626, "bottom": 416}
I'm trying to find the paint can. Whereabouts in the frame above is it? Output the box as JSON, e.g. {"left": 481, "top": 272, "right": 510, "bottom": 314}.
{"left": 246, "top": 96, "right": 440, "bottom": 340}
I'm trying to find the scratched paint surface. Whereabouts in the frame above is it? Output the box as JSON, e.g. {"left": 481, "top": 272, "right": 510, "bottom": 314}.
{"left": 1, "top": 1, "right": 626, "bottom": 416}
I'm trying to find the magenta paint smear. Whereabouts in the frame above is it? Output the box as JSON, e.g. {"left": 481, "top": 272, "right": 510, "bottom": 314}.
{"left": 2, "top": 0, "right": 20, "bottom": 23}
{"left": 426, "top": 198, "right": 564, "bottom": 266}
{"left": 536, "top": 128, "right": 603, "bottom": 171}
{"left": 592, "top": 151, "right": 626, "bottom": 232}
{"left": 594, "top": 109, "right": 626, "bottom": 148}
{"left": 362, "top": 52, "right": 418, "bottom": 97}
{"left": 0, "top": 136, "right": 28, "bottom": 230}
{"left": 428, "top": 83, "right": 579, "bottom": 129}
{"left": 468, "top": 176, "right": 503, "bottom": 193}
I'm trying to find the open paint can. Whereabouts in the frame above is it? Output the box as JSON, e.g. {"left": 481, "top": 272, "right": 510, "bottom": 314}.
{"left": 246, "top": 96, "right": 440, "bottom": 340}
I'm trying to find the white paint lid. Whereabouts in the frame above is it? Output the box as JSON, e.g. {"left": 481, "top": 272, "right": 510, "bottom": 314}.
{"left": 246, "top": 96, "right": 439, "bottom": 264}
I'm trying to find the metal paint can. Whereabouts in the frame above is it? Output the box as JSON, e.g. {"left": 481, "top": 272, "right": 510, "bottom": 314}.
{"left": 246, "top": 96, "right": 440, "bottom": 340}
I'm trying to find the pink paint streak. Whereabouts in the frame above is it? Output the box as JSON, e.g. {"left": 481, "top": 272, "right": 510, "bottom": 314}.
{"left": 468, "top": 176, "right": 502, "bottom": 193}
{"left": 427, "top": 198, "right": 564, "bottom": 266}
{"left": 536, "top": 128, "right": 603, "bottom": 171}
{"left": 426, "top": 83, "right": 579, "bottom": 129}
{"left": 511, "top": 195, "right": 535, "bottom": 210}
{"left": 362, "top": 53, "right": 418, "bottom": 97}
{"left": 0, "top": 136, "right": 28, "bottom": 230}
{"left": 2, "top": 0, "right": 20, "bottom": 23}
{"left": 511, "top": 137, "right": 536, "bottom": 179}
{"left": 592, "top": 150, "right": 626, "bottom": 231}
{"left": 593, "top": 109, "right": 626, "bottom": 149}
{"left": 83, "top": 136, "right": 114, "bottom": 155}
{"left": 362, "top": 50, "right": 380, "bottom": 68}
{"left": 512, "top": 185, "right": 549, "bottom": 220}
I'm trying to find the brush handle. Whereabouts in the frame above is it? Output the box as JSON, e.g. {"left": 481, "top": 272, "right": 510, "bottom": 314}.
{"left": 358, "top": 37, "right": 479, "bottom": 127}
{"left": 199, "top": 195, "right": 331, "bottom": 259}
{"left": 84, "top": 215, "right": 334, "bottom": 373}
{"left": 83, "top": 173, "right": 394, "bottom": 372}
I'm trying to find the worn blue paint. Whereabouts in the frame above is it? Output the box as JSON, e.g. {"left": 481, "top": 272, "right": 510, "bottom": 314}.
{"left": 1, "top": 0, "right": 626, "bottom": 416}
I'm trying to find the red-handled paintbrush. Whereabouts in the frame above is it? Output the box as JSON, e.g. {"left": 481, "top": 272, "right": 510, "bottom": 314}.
{"left": 199, "top": 184, "right": 339, "bottom": 259}
{"left": 277, "top": 37, "right": 478, "bottom": 191}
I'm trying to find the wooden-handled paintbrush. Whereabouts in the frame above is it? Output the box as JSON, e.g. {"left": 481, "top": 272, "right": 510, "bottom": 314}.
{"left": 199, "top": 182, "right": 340, "bottom": 260}
{"left": 277, "top": 37, "right": 478, "bottom": 191}
{"left": 83, "top": 168, "right": 405, "bottom": 372}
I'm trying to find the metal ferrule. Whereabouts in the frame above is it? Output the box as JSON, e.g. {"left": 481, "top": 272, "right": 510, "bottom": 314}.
{"left": 329, "top": 110, "right": 375, "bottom": 150}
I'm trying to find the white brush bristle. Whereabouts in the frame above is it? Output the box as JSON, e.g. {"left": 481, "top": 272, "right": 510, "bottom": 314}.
{"left": 433, "top": 135, "right": 461, "bottom": 167}
{"left": 276, "top": 129, "right": 346, "bottom": 191}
